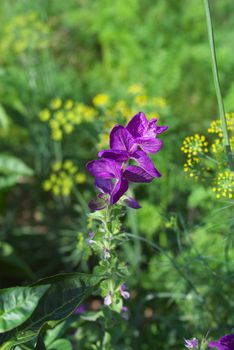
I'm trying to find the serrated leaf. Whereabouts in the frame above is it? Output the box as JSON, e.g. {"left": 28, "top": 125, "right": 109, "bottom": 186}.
{"left": 0, "top": 273, "right": 104, "bottom": 348}
{"left": 0, "top": 285, "right": 50, "bottom": 333}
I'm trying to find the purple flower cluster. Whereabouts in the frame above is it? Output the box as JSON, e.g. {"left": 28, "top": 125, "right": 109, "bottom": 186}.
{"left": 87, "top": 112, "right": 168, "bottom": 209}
{"left": 184, "top": 338, "right": 199, "bottom": 349}
{"left": 209, "top": 334, "right": 234, "bottom": 350}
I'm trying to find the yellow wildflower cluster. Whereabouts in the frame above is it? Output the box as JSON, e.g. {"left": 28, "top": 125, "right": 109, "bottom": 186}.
{"left": 181, "top": 134, "right": 209, "bottom": 157}
{"left": 43, "top": 160, "right": 86, "bottom": 197}
{"left": 208, "top": 113, "right": 234, "bottom": 137}
{"left": 127, "top": 84, "right": 144, "bottom": 95}
{"left": 182, "top": 115, "right": 234, "bottom": 200}
{"left": 183, "top": 157, "right": 200, "bottom": 180}
{"left": 95, "top": 84, "right": 168, "bottom": 149}
{"left": 93, "top": 94, "right": 110, "bottom": 108}
{"left": 181, "top": 135, "right": 211, "bottom": 181}
{"left": 39, "top": 98, "right": 96, "bottom": 141}
{"left": 0, "top": 12, "right": 49, "bottom": 56}
{"left": 212, "top": 171, "right": 234, "bottom": 199}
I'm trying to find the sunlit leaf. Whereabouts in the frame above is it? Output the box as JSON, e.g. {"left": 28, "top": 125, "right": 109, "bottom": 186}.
{"left": 0, "top": 285, "right": 50, "bottom": 333}
{"left": 0, "top": 273, "right": 103, "bottom": 349}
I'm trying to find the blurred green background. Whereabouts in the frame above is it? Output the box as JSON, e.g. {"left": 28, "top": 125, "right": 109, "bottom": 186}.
{"left": 0, "top": 0, "right": 233, "bottom": 349}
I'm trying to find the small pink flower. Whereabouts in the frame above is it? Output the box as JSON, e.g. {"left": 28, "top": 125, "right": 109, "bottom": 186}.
{"left": 87, "top": 232, "right": 95, "bottom": 245}
{"left": 120, "top": 284, "right": 130, "bottom": 299}
{"left": 104, "top": 292, "right": 112, "bottom": 306}
{"left": 184, "top": 338, "right": 199, "bottom": 349}
{"left": 104, "top": 248, "right": 111, "bottom": 259}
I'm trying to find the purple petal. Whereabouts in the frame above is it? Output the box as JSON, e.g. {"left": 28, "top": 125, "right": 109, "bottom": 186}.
{"left": 155, "top": 125, "right": 168, "bottom": 134}
{"left": 110, "top": 125, "right": 135, "bottom": 152}
{"left": 123, "top": 165, "right": 153, "bottom": 183}
{"left": 87, "top": 159, "right": 121, "bottom": 179}
{"left": 126, "top": 112, "right": 148, "bottom": 138}
{"left": 74, "top": 304, "right": 86, "bottom": 314}
{"left": 135, "top": 137, "right": 163, "bottom": 154}
{"left": 147, "top": 119, "right": 168, "bottom": 136}
{"left": 123, "top": 196, "right": 141, "bottom": 209}
{"left": 98, "top": 149, "right": 129, "bottom": 162}
{"left": 104, "top": 293, "right": 112, "bottom": 306}
{"left": 88, "top": 193, "right": 107, "bottom": 211}
{"left": 110, "top": 179, "right": 128, "bottom": 205}
{"left": 146, "top": 118, "right": 159, "bottom": 137}
{"left": 131, "top": 150, "right": 161, "bottom": 177}
{"left": 95, "top": 178, "right": 113, "bottom": 194}
{"left": 208, "top": 342, "right": 219, "bottom": 348}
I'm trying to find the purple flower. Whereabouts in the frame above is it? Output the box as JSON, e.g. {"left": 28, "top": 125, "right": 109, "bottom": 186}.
{"left": 104, "top": 292, "right": 112, "bottom": 306}
{"left": 126, "top": 112, "right": 168, "bottom": 153}
{"left": 86, "top": 111, "right": 168, "bottom": 208}
{"left": 209, "top": 334, "right": 234, "bottom": 350}
{"left": 98, "top": 125, "right": 161, "bottom": 177}
{"left": 86, "top": 231, "right": 95, "bottom": 245}
{"left": 121, "top": 306, "right": 129, "bottom": 320}
{"left": 104, "top": 248, "right": 111, "bottom": 259}
{"left": 184, "top": 338, "right": 198, "bottom": 349}
{"left": 74, "top": 304, "right": 86, "bottom": 314}
{"left": 86, "top": 158, "right": 153, "bottom": 206}
{"left": 120, "top": 284, "right": 130, "bottom": 299}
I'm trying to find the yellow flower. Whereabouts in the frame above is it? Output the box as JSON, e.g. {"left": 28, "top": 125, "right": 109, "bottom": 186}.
{"left": 181, "top": 134, "right": 208, "bottom": 156}
{"left": 134, "top": 95, "right": 148, "bottom": 106}
{"left": 50, "top": 98, "right": 62, "bottom": 110}
{"left": 43, "top": 180, "right": 52, "bottom": 191}
{"left": 64, "top": 123, "right": 74, "bottom": 134}
{"left": 51, "top": 128, "right": 62, "bottom": 141}
{"left": 152, "top": 97, "right": 167, "bottom": 108}
{"left": 42, "top": 159, "right": 86, "bottom": 198}
{"left": 127, "top": 84, "right": 143, "bottom": 95}
{"left": 63, "top": 160, "right": 74, "bottom": 170}
{"left": 213, "top": 170, "right": 234, "bottom": 199}
{"left": 93, "top": 94, "right": 110, "bottom": 107}
{"left": 75, "top": 173, "right": 86, "bottom": 184}
{"left": 64, "top": 99, "right": 74, "bottom": 109}
{"left": 39, "top": 109, "right": 50, "bottom": 122}
{"left": 52, "top": 161, "right": 62, "bottom": 172}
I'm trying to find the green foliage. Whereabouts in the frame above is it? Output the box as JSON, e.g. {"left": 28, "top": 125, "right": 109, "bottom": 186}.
{"left": 0, "top": 0, "right": 233, "bottom": 349}
{"left": 0, "top": 273, "right": 103, "bottom": 349}
{"left": 0, "top": 154, "right": 33, "bottom": 190}
{"left": 0, "top": 285, "right": 49, "bottom": 333}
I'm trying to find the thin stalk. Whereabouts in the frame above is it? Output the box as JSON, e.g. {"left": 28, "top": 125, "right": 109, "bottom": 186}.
{"left": 204, "top": 0, "right": 234, "bottom": 171}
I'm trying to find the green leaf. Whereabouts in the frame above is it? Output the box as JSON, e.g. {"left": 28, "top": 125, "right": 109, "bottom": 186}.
{"left": 0, "top": 242, "right": 32, "bottom": 279}
{"left": 48, "top": 339, "right": 72, "bottom": 350}
{"left": 0, "top": 285, "right": 50, "bottom": 333}
{"left": 0, "top": 154, "right": 33, "bottom": 190}
{"left": 0, "top": 105, "right": 9, "bottom": 132}
{"left": 0, "top": 273, "right": 103, "bottom": 348}
{"left": 0, "top": 155, "right": 33, "bottom": 177}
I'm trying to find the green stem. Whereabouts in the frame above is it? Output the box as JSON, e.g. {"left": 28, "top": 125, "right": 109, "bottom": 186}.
{"left": 204, "top": 0, "right": 234, "bottom": 171}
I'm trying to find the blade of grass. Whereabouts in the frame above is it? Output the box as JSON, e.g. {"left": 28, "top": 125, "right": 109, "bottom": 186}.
{"left": 204, "top": 0, "right": 234, "bottom": 171}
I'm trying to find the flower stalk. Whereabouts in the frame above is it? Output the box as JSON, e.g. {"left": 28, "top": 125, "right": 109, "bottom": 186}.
{"left": 204, "top": 0, "right": 234, "bottom": 171}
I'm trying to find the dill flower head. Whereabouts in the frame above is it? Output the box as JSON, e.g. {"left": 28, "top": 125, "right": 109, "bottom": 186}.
{"left": 151, "top": 97, "right": 167, "bottom": 108}
{"left": 208, "top": 112, "right": 234, "bottom": 137}
{"left": 92, "top": 94, "right": 110, "bottom": 108}
{"left": 0, "top": 12, "right": 49, "bottom": 56}
{"left": 38, "top": 98, "right": 96, "bottom": 141}
{"left": 134, "top": 95, "right": 148, "bottom": 107}
{"left": 127, "top": 84, "right": 144, "bottom": 95}
{"left": 43, "top": 160, "right": 86, "bottom": 197}
{"left": 181, "top": 134, "right": 209, "bottom": 157}
{"left": 212, "top": 170, "right": 234, "bottom": 199}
